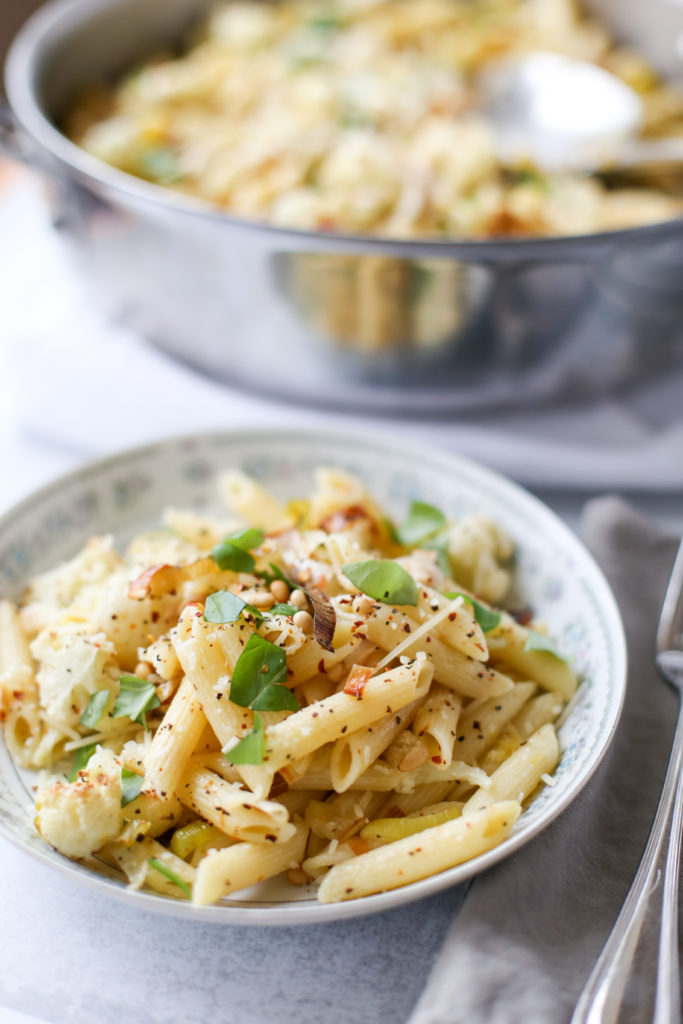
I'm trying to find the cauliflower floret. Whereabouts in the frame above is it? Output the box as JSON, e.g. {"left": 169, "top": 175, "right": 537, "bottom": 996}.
{"left": 35, "top": 748, "right": 122, "bottom": 858}
{"left": 21, "top": 537, "right": 124, "bottom": 635}
{"left": 31, "top": 630, "right": 119, "bottom": 733}
{"left": 446, "top": 517, "right": 513, "bottom": 604}
{"left": 126, "top": 529, "right": 203, "bottom": 570}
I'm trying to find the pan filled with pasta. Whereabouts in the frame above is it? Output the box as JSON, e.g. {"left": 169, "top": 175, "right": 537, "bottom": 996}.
{"left": 0, "top": 430, "right": 626, "bottom": 921}
{"left": 4, "top": 0, "right": 683, "bottom": 412}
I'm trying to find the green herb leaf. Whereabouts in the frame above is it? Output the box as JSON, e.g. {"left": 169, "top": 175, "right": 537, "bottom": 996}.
{"left": 113, "top": 674, "right": 161, "bottom": 730}
{"left": 230, "top": 634, "right": 299, "bottom": 711}
{"left": 251, "top": 682, "right": 300, "bottom": 712}
{"left": 308, "top": 13, "right": 344, "bottom": 31}
{"left": 80, "top": 690, "right": 110, "bottom": 729}
{"left": 444, "top": 592, "right": 502, "bottom": 633}
{"left": 68, "top": 743, "right": 96, "bottom": 782}
{"left": 383, "top": 517, "right": 400, "bottom": 544}
{"left": 396, "top": 501, "right": 446, "bottom": 547}
{"left": 147, "top": 857, "right": 192, "bottom": 898}
{"left": 228, "top": 527, "right": 265, "bottom": 551}
{"left": 138, "top": 147, "right": 183, "bottom": 185}
{"left": 269, "top": 603, "right": 299, "bottom": 617}
{"left": 224, "top": 711, "right": 266, "bottom": 764}
{"left": 523, "top": 630, "right": 569, "bottom": 663}
{"left": 204, "top": 590, "right": 263, "bottom": 625}
{"left": 342, "top": 560, "right": 418, "bottom": 606}
{"left": 212, "top": 528, "right": 264, "bottom": 573}
{"left": 121, "top": 768, "right": 145, "bottom": 807}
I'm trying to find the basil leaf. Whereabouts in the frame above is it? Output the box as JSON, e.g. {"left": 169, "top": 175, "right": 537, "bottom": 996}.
{"left": 121, "top": 768, "right": 145, "bottom": 807}
{"left": 204, "top": 590, "right": 263, "bottom": 625}
{"left": 524, "top": 630, "right": 569, "bottom": 663}
{"left": 230, "top": 634, "right": 298, "bottom": 710}
{"left": 383, "top": 517, "right": 400, "bottom": 544}
{"left": 269, "top": 603, "right": 299, "bottom": 617}
{"left": 80, "top": 690, "right": 109, "bottom": 729}
{"left": 205, "top": 590, "right": 247, "bottom": 623}
{"left": 212, "top": 528, "right": 264, "bottom": 573}
{"left": 68, "top": 743, "right": 96, "bottom": 782}
{"left": 147, "top": 857, "right": 192, "bottom": 899}
{"left": 224, "top": 711, "right": 266, "bottom": 765}
{"left": 396, "top": 501, "right": 446, "bottom": 547}
{"left": 252, "top": 683, "right": 300, "bottom": 712}
{"left": 114, "top": 674, "right": 161, "bottom": 730}
{"left": 444, "top": 592, "right": 501, "bottom": 633}
{"left": 227, "top": 527, "right": 265, "bottom": 551}
{"left": 342, "top": 560, "right": 418, "bottom": 606}
{"left": 211, "top": 542, "right": 255, "bottom": 573}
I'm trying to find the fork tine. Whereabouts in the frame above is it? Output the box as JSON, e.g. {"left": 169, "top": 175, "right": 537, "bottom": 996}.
{"left": 656, "top": 538, "right": 683, "bottom": 655}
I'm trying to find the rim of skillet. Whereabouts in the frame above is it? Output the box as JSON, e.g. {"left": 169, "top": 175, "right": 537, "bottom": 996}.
{"left": 5, "top": 0, "right": 683, "bottom": 264}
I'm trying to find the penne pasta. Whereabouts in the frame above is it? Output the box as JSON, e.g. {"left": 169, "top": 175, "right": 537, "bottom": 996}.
{"left": 317, "top": 801, "right": 521, "bottom": 902}
{"left": 464, "top": 724, "right": 560, "bottom": 814}
{"left": 488, "top": 617, "right": 578, "bottom": 700}
{"left": 144, "top": 677, "right": 207, "bottom": 798}
{"left": 177, "top": 763, "right": 296, "bottom": 843}
{"left": 193, "top": 821, "right": 309, "bottom": 905}
{"left": 260, "top": 658, "right": 433, "bottom": 776}
{"left": 330, "top": 698, "right": 421, "bottom": 792}
{"left": 412, "top": 685, "right": 462, "bottom": 765}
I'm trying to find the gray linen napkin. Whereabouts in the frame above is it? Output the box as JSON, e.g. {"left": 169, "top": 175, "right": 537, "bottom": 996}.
{"left": 407, "top": 497, "right": 680, "bottom": 1024}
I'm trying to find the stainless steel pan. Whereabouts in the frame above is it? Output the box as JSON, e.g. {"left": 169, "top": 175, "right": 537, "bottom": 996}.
{"left": 4, "top": 0, "right": 683, "bottom": 415}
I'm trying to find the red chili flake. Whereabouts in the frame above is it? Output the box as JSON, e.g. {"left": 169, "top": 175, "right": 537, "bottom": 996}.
{"left": 431, "top": 756, "right": 443, "bottom": 765}
{"left": 403, "top": 623, "right": 411, "bottom": 633}
{"left": 343, "top": 664, "right": 373, "bottom": 698}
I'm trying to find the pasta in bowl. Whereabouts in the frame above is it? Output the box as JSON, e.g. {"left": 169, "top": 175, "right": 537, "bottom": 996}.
{"left": 0, "top": 431, "right": 625, "bottom": 922}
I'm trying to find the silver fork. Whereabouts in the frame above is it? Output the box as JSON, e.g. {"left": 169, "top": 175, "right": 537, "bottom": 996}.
{"left": 572, "top": 538, "right": 683, "bottom": 1024}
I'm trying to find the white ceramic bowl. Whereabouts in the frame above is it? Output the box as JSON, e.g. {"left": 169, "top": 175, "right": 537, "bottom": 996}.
{"left": 0, "top": 429, "right": 626, "bottom": 924}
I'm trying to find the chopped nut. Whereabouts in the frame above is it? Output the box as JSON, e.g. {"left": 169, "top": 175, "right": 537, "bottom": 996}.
{"left": 269, "top": 580, "right": 290, "bottom": 603}
{"left": 292, "top": 610, "right": 314, "bottom": 633}
{"left": 398, "top": 743, "right": 430, "bottom": 772}
{"left": 287, "top": 867, "right": 309, "bottom": 886}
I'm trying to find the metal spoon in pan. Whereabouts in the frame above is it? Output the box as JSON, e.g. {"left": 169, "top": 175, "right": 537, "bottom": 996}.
{"left": 479, "top": 51, "right": 683, "bottom": 174}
